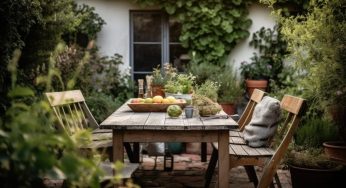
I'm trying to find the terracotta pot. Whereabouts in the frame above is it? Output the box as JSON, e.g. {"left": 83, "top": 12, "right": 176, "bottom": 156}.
{"left": 245, "top": 79, "right": 268, "bottom": 97}
{"left": 220, "top": 103, "right": 236, "bottom": 115}
{"left": 289, "top": 164, "right": 343, "bottom": 188}
{"left": 323, "top": 141, "right": 346, "bottom": 165}
{"left": 151, "top": 84, "right": 165, "bottom": 97}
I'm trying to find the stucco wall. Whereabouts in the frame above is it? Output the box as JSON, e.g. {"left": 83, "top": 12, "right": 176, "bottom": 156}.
{"left": 75, "top": 0, "right": 276, "bottom": 75}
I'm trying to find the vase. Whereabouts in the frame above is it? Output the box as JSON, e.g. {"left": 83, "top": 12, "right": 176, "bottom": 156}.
{"left": 289, "top": 164, "right": 344, "bottom": 188}
{"left": 245, "top": 79, "right": 268, "bottom": 97}
{"left": 151, "top": 84, "right": 165, "bottom": 97}
{"left": 323, "top": 141, "right": 346, "bottom": 165}
{"left": 219, "top": 102, "right": 236, "bottom": 115}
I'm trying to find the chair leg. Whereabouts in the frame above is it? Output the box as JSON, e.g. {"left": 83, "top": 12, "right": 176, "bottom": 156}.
{"left": 124, "top": 142, "right": 135, "bottom": 163}
{"left": 244, "top": 165, "right": 258, "bottom": 187}
{"left": 274, "top": 173, "right": 282, "bottom": 188}
{"left": 201, "top": 142, "right": 207, "bottom": 162}
{"left": 204, "top": 148, "right": 218, "bottom": 188}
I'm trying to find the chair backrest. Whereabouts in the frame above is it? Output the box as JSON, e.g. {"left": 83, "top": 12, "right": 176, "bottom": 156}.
{"left": 257, "top": 95, "right": 306, "bottom": 188}
{"left": 45, "top": 90, "right": 99, "bottom": 135}
{"left": 238, "top": 89, "right": 267, "bottom": 131}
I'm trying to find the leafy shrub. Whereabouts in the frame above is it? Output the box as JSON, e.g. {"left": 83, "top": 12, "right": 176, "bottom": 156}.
{"left": 295, "top": 118, "right": 338, "bottom": 148}
{"left": 86, "top": 92, "right": 122, "bottom": 123}
{"left": 194, "top": 80, "right": 220, "bottom": 102}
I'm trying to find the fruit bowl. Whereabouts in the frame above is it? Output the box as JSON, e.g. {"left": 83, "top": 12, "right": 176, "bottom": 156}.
{"left": 127, "top": 101, "right": 187, "bottom": 112}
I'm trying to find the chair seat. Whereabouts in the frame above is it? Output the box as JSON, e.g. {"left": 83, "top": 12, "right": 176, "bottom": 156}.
{"left": 92, "top": 128, "right": 112, "bottom": 134}
{"left": 229, "top": 136, "right": 247, "bottom": 145}
{"left": 92, "top": 132, "right": 112, "bottom": 141}
{"left": 212, "top": 143, "right": 275, "bottom": 157}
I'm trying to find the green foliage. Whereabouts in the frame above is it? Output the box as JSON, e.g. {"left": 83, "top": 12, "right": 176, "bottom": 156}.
{"left": 63, "top": 2, "right": 106, "bottom": 46}
{"left": 164, "top": 73, "right": 196, "bottom": 94}
{"left": 240, "top": 26, "right": 288, "bottom": 86}
{"left": 0, "top": 51, "right": 108, "bottom": 187}
{"left": 217, "top": 65, "right": 243, "bottom": 103}
{"left": 151, "top": 64, "right": 177, "bottom": 86}
{"left": 86, "top": 92, "right": 122, "bottom": 123}
{"left": 18, "top": 0, "right": 77, "bottom": 83}
{"left": 188, "top": 62, "right": 222, "bottom": 85}
{"left": 275, "top": 0, "right": 346, "bottom": 116}
{"left": 286, "top": 148, "right": 341, "bottom": 169}
{"left": 194, "top": 80, "right": 220, "bottom": 102}
{"left": 295, "top": 118, "right": 338, "bottom": 148}
{"left": 135, "top": 0, "right": 253, "bottom": 64}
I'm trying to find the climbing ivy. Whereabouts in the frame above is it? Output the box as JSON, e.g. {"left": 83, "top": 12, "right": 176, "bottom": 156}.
{"left": 135, "top": 0, "right": 253, "bottom": 64}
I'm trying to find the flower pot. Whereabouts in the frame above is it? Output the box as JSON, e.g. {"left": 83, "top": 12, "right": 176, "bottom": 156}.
{"left": 220, "top": 102, "right": 236, "bottom": 115}
{"left": 151, "top": 84, "right": 165, "bottom": 97}
{"left": 289, "top": 164, "right": 344, "bottom": 188}
{"left": 323, "top": 141, "right": 346, "bottom": 165}
{"left": 245, "top": 79, "right": 268, "bottom": 97}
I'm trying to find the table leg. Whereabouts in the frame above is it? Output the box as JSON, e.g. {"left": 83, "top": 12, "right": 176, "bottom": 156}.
{"left": 201, "top": 142, "right": 207, "bottom": 162}
{"left": 133, "top": 142, "right": 140, "bottom": 163}
{"left": 113, "top": 129, "right": 124, "bottom": 162}
{"left": 218, "top": 131, "right": 229, "bottom": 188}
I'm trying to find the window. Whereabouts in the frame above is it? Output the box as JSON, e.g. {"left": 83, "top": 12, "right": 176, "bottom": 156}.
{"left": 130, "top": 11, "right": 188, "bottom": 81}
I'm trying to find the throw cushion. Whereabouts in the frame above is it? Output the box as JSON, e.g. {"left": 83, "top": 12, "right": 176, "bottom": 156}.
{"left": 243, "top": 96, "right": 281, "bottom": 147}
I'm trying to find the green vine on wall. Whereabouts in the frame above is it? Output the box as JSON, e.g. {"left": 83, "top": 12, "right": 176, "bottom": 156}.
{"left": 135, "top": 0, "right": 253, "bottom": 64}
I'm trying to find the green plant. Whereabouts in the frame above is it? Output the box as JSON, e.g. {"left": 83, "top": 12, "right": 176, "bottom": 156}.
{"left": 188, "top": 62, "right": 223, "bottom": 85}
{"left": 0, "top": 50, "right": 116, "bottom": 187}
{"left": 63, "top": 2, "right": 106, "bottom": 47}
{"left": 164, "top": 73, "right": 195, "bottom": 94}
{"left": 217, "top": 65, "right": 242, "bottom": 103}
{"left": 86, "top": 92, "right": 122, "bottom": 123}
{"left": 135, "top": 0, "right": 252, "bottom": 64}
{"left": 295, "top": 118, "right": 338, "bottom": 148}
{"left": 240, "top": 26, "right": 287, "bottom": 83}
{"left": 194, "top": 80, "right": 220, "bottom": 102}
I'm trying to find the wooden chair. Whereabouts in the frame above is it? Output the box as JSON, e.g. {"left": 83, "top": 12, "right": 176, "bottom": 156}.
{"left": 204, "top": 89, "right": 266, "bottom": 187}
{"left": 45, "top": 90, "right": 139, "bottom": 183}
{"left": 205, "top": 95, "right": 306, "bottom": 188}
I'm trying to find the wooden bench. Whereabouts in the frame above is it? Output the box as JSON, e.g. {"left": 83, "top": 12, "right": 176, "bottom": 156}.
{"left": 45, "top": 90, "right": 139, "bottom": 184}
{"left": 205, "top": 94, "right": 306, "bottom": 188}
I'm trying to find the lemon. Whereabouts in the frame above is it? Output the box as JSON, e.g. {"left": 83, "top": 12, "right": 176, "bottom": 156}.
{"left": 144, "top": 98, "right": 153, "bottom": 103}
{"left": 166, "top": 96, "right": 176, "bottom": 103}
{"left": 153, "top": 95, "right": 164, "bottom": 103}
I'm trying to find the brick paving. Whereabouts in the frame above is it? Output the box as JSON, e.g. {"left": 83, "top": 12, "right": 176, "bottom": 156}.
{"left": 133, "top": 153, "right": 292, "bottom": 188}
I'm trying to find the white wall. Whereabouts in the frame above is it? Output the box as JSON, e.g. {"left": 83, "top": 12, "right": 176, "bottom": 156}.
{"left": 228, "top": 3, "right": 276, "bottom": 72}
{"left": 75, "top": 0, "right": 276, "bottom": 74}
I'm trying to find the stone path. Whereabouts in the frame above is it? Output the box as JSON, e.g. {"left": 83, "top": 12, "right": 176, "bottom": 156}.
{"left": 132, "top": 153, "right": 292, "bottom": 188}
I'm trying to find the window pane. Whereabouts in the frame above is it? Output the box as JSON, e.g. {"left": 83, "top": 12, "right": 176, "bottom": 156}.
{"left": 133, "top": 13, "right": 162, "bottom": 42}
{"left": 134, "top": 44, "right": 161, "bottom": 72}
{"left": 170, "top": 44, "right": 189, "bottom": 72}
{"left": 169, "top": 19, "right": 182, "bottom": 42}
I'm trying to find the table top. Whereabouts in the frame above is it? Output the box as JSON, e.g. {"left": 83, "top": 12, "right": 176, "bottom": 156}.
{"left": 100, "top": 100, "right": 238, "bottom": 130}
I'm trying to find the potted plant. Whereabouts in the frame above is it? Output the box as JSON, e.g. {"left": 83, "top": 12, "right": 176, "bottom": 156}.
{"left": 216, "top": 65, "right": 243, "bottom": 115}
{"left": 164, "top": 73, "right": 195, "bottom": 101}
{"left": 240, "top": 26, "right": 287, "bottom": 96}
{"left": 151, "top": 64, "right": 177, "bottom": 97}
{"left": 285, "top": 117, "right": 345, "bottom": 187}
{"left": 193, "top": 80, "right": 222, "bottom": 117}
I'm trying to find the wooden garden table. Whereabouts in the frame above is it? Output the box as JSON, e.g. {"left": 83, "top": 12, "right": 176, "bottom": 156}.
{"left": 100, "top": 100, "right": 238, "bottom": 188}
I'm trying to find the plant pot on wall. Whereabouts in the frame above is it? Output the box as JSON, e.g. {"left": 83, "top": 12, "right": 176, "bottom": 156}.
{"left": 151, "top": 84, "right": 165, "bottom": 97}
{"left": 219, "top": 102, "right": 236, "bottom": 115}
{"left": 245, "top": 79, "right": 268, "bottom": 97}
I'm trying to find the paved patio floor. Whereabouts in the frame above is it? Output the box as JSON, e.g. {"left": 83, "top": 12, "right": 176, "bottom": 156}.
{"left": 133, "top": 153, "right": 292, "bottom": 188}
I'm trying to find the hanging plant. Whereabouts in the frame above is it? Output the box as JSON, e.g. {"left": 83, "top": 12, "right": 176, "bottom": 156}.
{"left": 135, "top": 0, "right": 253, "bottom": 64}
